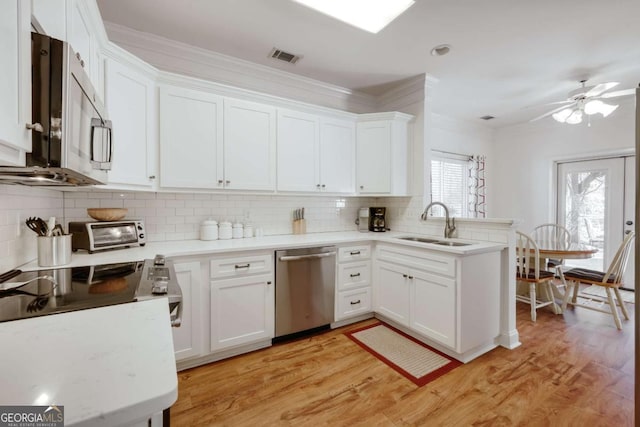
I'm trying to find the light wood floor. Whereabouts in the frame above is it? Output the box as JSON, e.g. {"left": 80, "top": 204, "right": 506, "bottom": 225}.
{"left": 171, "top": 302, "right": 635, "bottom": 426}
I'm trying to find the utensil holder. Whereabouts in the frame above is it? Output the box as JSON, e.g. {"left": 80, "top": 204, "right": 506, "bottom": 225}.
{"left": 293, "top": 219, "right": 306, "bottom": 235}
{"left": 37, "top": 235, "right": 72, "bottom": 267}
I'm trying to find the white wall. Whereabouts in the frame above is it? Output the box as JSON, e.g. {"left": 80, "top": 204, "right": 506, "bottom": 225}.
{"left": 64, "top": 191, "right": 375, "bottom": 242}
{"left": 0, "top": 185, "right": 63, "bottom": 272}
{"left": 491, "top": 99, "right": 635, "bottom": 232}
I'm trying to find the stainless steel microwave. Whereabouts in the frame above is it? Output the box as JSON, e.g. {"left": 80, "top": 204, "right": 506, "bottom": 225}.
{"left": 0, "top": 33, "right": 112, "bottom": 186}
{"left": 69, "top": 220, "right": 146, "bottom": 253}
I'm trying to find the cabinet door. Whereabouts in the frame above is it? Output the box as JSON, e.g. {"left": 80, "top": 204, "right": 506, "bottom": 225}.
{"left": 105, "top": 58, "right": 156, "bottom": 187}
{"left": 411, "top": 269, "right": 456, "bottom": 348}
{"left": 172, "top": 261, "right": 204, "bottom": 361}
{"left": 66, "top": 0, "right": 95, "bottom": 84}
{"left": 0, "top": 0, "right": 31, "bottom": 166}
{"left": 374, "top": 261, "right": 410, "bottom": 326}
{"left": 336, "top": 287, "right": 372, "bottom": 321}
{"left": 223, "top": 99, "right": 276, "bottom": 191}
{"left": 320, "top": 118, "right": 355, "bottom": 193}
{"left": 210, "top": 275, "right": 274, "bottom": 351}
{"left": 356, "top": 121, "right": 391, "bottom": 194}
{"left": 159, "top": 86, "right": 223, "bottom": 189}
{"left": 276, "top": 109, "right": 319, "bottom": 192}
{"left": 31, "top": 0, "right": 66, "bottom": 41}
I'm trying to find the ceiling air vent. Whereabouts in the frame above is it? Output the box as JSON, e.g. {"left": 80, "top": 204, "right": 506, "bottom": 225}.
{"left": 480, "top": 115, "right": 495, "bottom": 120}
{"left": 269, "top": 48, "right": 301, "bottom": 64}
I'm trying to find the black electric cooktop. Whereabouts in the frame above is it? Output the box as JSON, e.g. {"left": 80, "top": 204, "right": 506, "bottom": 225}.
{"left": 0, "top": 261, "right": 144, "bottom": 323}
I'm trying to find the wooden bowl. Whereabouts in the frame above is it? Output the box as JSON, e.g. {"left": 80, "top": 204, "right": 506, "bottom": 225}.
{"left": 87, "top": 208, "right": 128, "bottom": 221}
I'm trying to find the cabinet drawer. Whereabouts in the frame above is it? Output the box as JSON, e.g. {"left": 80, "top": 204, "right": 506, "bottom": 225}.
{"left": 338, "top": 261, "right": 371, "bottom": 291}
{"left": 210, "top": 253, "right": 273, "bottom": 279}
{"left": 337, "top": 287, "right": 372, "bottom": 320}
{"left": 376, "top": 244, "right": 456, "bottom": 278}
{"left": 338, "top": 245, "right": 371, "bottom": 262}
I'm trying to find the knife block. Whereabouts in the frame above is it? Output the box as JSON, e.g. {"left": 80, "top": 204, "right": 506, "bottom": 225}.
{"left": 293, "top": 219, "right": 306, "bottom": 235}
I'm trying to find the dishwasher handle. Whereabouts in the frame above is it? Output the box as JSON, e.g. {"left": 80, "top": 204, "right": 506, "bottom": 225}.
{"left": 279, "top": 252, "right": 336, "bottom": 262}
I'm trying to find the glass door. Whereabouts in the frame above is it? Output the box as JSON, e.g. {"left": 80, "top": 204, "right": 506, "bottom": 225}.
{"left": 557, "top": 156, "right": 635, "bottom": 289}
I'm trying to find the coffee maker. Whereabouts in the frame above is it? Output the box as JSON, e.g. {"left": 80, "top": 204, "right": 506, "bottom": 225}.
{"left": 368, "top": 207, "right": 387, "bottom": 232}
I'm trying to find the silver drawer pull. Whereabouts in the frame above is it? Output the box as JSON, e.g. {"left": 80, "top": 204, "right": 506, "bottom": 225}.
{"left": 349, "top": 273, "right": 361, "bottom": 278}
{"left": 349, "top": 251, "right": 361, "bottom": 255}
{"left": 235, "top": 264, "right": 250, "bottom": 269}
{"left": 350, "top": 300, "right": 361, "bottom": 305}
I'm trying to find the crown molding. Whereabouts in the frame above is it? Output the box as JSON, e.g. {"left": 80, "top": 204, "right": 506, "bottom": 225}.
{"left": 103, "top": 22, "right": 377, "bottom": 113}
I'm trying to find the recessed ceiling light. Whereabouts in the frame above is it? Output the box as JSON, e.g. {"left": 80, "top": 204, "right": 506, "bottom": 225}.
{"left": 293, "top": 0, "right": 415, "bottom": 34}
{"left": 430, "top": 44, "right": 451, "bottom": 56}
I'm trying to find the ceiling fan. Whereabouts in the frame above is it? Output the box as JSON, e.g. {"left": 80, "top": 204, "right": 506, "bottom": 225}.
{"left": 530, "top": 80, "right": 634, "bottom": 124}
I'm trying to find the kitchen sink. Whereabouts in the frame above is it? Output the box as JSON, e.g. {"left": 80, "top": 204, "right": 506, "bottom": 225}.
{"left": 433, "top": 241, "right": 471, "bottom": 247}
{"left": 397, "top": 236, "right": 440, "bottom": 244}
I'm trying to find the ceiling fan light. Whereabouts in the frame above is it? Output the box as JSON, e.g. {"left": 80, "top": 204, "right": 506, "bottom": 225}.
{"left": 552, "top": 108, "right": 573, "bottom": 123}
{"left": 565, "top": 109, "right": 583, "bottom": 124}
{"left": 584, "top": 100, "right": 603, "bottom": 115}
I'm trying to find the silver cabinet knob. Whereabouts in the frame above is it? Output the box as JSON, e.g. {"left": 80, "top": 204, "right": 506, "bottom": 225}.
{"left": 218, "top": 180, "right": 224, "bottom": 185}
{"left": 316, "top": 184, "right": 321, "bottom": 188}
{"left": 148, "top": 175, "right": 156, "bottom": 180}
{"left": 321, "top": 184, "right": 326, "bottom": 188}
{"left": 360, "top": 185, "right": 364, "bottom": 190}
{"left": 225, "top": 180, "right": 230, "bottom": 185}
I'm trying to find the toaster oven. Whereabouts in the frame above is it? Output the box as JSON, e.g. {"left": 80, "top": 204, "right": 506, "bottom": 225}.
{"left": 69, "top": 220, "right": 146, "bottom": 253}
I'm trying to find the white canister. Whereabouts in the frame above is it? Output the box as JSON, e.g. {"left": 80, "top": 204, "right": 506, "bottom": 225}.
{"left": 232, "top": 222, "right": 244, "bottom": 239}
{"left": 219, "top": 221, "right": 232, "bottom": 240}
{"left": 243, "top": 224, "right": 253, "bottom": 238}
{"left": 200, "top": 218, "right": 218, "bottom": 241}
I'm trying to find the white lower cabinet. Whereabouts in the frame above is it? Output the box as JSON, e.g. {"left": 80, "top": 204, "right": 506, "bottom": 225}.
{"left": 410, "top": 269, "right": 456, "bottom": 348}
{"left": 374, "top": 243, "right": 500, "bottom": 357}
{"left": 373, "top": 260, "right": 410, "bottom": 326}
{"left": 335, "top": 244, "right": 373, "bottom": 322}
{"left": 171, "top": 260, "right": 205, "bottom": 361}
{"left": 337, "top": 287, "right": 372, "bottom": 319}
{"left": 210, "top": 274, "right": 274, "bottom": 351}
{"left": 210, "top": 251, "right": 274, "bottom": 352}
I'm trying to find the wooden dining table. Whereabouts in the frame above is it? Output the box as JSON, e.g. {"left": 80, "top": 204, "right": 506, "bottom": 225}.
{"left": 518, "top": 242, "right": 599, "bottom": 314}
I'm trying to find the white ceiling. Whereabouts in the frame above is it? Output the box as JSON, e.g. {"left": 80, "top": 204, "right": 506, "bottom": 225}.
{"left": 96, "top": 0, "right": 640, "bottom": 128}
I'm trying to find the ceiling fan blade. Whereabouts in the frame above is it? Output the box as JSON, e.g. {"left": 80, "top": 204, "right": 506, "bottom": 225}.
{"left": 599, "top": 88, "right": 635, "bottom": 99}
{"left": 530, "top": 103, "right": 574, "bottom": 122}
{"left": 585, "top": 82, "right": 619, "bottom": 98}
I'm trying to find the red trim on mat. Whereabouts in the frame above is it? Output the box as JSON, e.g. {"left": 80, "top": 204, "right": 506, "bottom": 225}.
{"left": 345, "top": 322, "right": 462, "bottom": 387}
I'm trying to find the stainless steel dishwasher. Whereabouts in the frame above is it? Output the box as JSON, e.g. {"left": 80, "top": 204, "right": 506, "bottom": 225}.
{"left": 275, "top": 246, "right": 336, "bottom": 338}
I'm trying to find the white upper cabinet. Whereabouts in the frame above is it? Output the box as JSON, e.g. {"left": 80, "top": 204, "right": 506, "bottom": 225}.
{"left": 31, "top": 0, "right": 66, "bottom": 41}
{"left": 277, "top": 109, "right": 319, "bottom": 192}
{"left": 320, "top": 117, "right": 355, "bottom": 193}
{"left": 0, "top": 0, "right": 31, "bottom": 166}
{"left": 356, "top": 112, "right": 413, "bottom": 196}
{"left": 104, "top": 54, "right": 157, "bottom": 188}
{"left": 159, "top": 85, "right": 223, "bottom": 189}
{"left": 223, "top": 99, "right": 276, "bottom": 191}
{"left": 66, "top": 0, "right": 99, "bottom": 90}
{"left": 277, "top": 110, "right": 355, "bottom": 194}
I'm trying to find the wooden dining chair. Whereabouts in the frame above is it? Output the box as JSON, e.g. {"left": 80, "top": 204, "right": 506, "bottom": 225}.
{"left": 516, "top": 231, "right": 558, "bottom": 321}
{"left": 561, "top": 231, "right": 635, "bottom": 330}
{"left": 531, "top": 223, "right": 571, "bottom": 270}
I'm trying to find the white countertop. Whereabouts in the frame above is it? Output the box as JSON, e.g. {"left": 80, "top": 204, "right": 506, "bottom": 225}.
{"left": 18, "top": 231, "right": 507, "bottom": 270}
{"left": 0, "top": 299, "right": 177, "bottom": 426}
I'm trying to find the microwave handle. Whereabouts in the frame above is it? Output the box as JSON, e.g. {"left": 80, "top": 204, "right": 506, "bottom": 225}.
{"left": 90, "top": 118, "right": 113, "bottom": 170}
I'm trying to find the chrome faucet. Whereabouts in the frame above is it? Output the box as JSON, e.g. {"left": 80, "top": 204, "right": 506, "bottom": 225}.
{"left": 421, "top": 202, "right": 456, "bottom": 238}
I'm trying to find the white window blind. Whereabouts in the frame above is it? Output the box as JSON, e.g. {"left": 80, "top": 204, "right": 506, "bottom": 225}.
{"left": 430, "top": 152, "right": 470, "bottom": 218}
